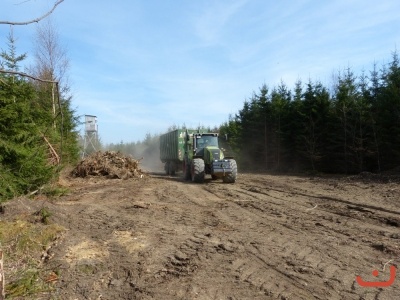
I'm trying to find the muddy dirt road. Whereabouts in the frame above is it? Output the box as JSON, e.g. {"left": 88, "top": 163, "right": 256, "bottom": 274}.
{"left": 42, "top": 172, "right": 400, "bottom": 299}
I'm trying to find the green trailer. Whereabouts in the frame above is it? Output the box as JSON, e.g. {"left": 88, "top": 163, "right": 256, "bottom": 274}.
{"left": 160, "top": 129, "right": 237, "bottom": 183}
{"left": 160, "top": 129, "right": 196, "bottom": 175}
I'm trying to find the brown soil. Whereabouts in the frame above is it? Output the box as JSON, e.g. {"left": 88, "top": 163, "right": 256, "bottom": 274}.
{"left": 4, "top": 172, "right": 400, "bottom": 299}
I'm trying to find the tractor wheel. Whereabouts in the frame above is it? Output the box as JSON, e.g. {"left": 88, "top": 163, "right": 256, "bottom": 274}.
{"left": 223, "top": 159, "right": 237, "bottom": 183}
{"left": 164, "top": 162, "right": 170, "bottom": 175}
{"left": 183, "top": 159, "right": 191, "bottom": 181}
{"left": 191, "top": 158, "right": 205, "bottom": 183}
{"left": 170, "top": 162, "right": 176, "bottom": 176}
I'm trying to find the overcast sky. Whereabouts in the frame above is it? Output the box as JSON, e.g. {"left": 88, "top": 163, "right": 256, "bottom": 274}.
{"left": 1, "top": 0, "right": 399, "bottom": 144}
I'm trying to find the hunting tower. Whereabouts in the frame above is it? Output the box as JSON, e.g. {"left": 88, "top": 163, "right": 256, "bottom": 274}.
{"left": 82, "top": 115, "right": 98, "bottom": 158}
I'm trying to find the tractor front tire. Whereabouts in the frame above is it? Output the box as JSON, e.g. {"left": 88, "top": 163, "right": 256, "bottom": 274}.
{"left": 191, "top": 158, "right": 205, "bottom": 183}
{"left": 223, "top": 159, "right": 237, "bottom": 183}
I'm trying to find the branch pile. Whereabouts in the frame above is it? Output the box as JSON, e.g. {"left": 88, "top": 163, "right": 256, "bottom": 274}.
{"left": 71, "top": 151, "right": 145, "bottom": 179}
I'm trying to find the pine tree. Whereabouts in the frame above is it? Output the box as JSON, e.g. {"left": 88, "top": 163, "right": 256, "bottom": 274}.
{"left": 0, "top": 74, "right": 53, "bottom": 200}
{"left": 376, "top": 51, "right": 400, "bottom": 169}
{"left": 0, "top": 27, "right": 26, "bottom": 72}
{"left": 300, "top": 80, "right": 331, "bottom": 171}
{"left": 287, "top": 80, "right": 306, "bottom": 171}
{"left": 270, "top": 81, "right": 291, "bottom": 170}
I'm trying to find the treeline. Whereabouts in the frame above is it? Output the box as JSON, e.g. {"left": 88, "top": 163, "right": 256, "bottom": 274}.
{"left": 220, "top": 52, "right": 400, "bottom": 174}
{"left": 0, "top": 26, "right": 79, "bottom": 201}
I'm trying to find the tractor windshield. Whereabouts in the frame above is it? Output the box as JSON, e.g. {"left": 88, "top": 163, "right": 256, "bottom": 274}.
{"left": 195, "top": 136, "right": 218, "bottom": 149}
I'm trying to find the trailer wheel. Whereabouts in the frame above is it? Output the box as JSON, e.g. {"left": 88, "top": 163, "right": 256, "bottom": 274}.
{"left": 223, "top": 159, "right": 237, "bottom": 183}
{"left": 191, "top": 158, "right": 205, "bottom": 183}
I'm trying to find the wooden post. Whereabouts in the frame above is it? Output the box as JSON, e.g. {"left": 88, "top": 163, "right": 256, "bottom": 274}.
{"left": 0, "top": 250, "right": 4, "bottom": 300}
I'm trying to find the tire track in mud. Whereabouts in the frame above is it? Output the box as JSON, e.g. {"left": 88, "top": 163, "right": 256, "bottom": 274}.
{"left": 152, "top": 179, "right": 334, "bottom": 299}
{"left": 123, "top": 178, "right": 280, "bottom": 299}
{"left": 200, "top": 177, "right": 400, "bottom": 299}
{"left": 216, "top": 178, "right": 400, "bottom": 244}
{"left": 47, "top": 174, "right": 400, "bottom": 300}
{"left": 154, "top": 175, "right": 400, "bottom": 300}
{"left": 48, "top": 179, "right": 162, "bottom": 300}
{"left": 241, "top": 176, "right": 400, "bottom": 216}
{"left": 198, "top": 183, "right": 337, "bottom": 299}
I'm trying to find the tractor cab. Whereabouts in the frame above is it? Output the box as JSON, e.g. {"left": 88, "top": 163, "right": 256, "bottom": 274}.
{"left": 193, "top": 133, "right": 223, "bottom": 162}
{"left": 194, "top": 134, "right": 219, "bottom": 149}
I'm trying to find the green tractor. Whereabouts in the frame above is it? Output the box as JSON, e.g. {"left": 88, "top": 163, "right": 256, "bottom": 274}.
{"left": 182, "top": 131, "right": 237, "bottom": 183}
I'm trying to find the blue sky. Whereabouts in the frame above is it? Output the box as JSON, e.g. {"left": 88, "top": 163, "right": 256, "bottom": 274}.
{"left": 1, "top": 0, "right": 399, "bottom": 144}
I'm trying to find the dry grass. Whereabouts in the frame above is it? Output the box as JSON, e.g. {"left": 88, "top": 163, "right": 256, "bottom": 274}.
{"left": 0, "top": 218, "right": 64, "bottom": 298}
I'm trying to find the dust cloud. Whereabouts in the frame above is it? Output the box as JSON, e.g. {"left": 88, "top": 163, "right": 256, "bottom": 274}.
{"left": 134, "top": 141, "right": 164, "bottom": 174}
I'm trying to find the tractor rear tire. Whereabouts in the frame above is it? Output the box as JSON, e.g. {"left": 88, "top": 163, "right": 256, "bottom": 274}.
{"left": 191, "top": 158, "right": 205, "bottom": 183}
{"left": 183, "top": 159, "right": 191, "bottom": 181}
{"left": 165, "top": 162, "right": 170, "bottom": 175}
{"left": 170, "top": 162, "right": 176, "bottom": 176}
{"left": 223, "top": 159, "right": 237, "bottom": 183}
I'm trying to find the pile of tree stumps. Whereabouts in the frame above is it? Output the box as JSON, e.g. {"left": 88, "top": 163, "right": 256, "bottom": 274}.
{"left": 71, "top": 151, "right": 145, "bottom": 179}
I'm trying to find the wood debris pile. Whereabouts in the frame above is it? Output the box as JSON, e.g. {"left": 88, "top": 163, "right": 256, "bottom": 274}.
{"left": 71, "top": 151, "right": 145, "bottom": 179}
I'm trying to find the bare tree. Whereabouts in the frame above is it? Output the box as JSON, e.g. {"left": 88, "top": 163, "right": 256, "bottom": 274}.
{"left": 32, "top": 19, "right": 69, "bottom": 83}
{"left": 28, "top": 18, "right": 70, "bottom": 125}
